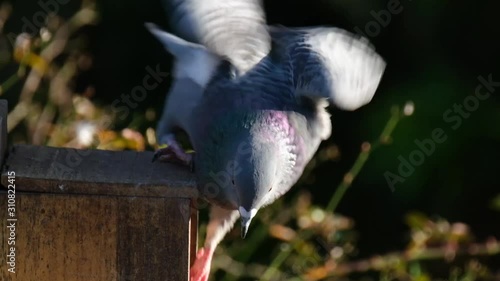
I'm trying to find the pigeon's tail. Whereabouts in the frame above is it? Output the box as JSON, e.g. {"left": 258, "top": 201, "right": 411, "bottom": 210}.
{"left": 145, "top": 23, "right": 219, "bottom": 88}
{"left": 276, "top": 27, "right": 386, "bottom": 111}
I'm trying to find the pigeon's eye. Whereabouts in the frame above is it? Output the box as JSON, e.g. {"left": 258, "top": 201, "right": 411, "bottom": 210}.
{"left": 268, "top": 187, "right": 273, "bottom": 192}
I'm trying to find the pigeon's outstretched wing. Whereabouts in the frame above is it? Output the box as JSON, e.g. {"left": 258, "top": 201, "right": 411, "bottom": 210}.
{"left": 149, "top": 0, "right": 272, "bottom": 142}
{"left": 146, "top": 23, "right": 220, "bottom": 143}
{"left": 145, "top": 23, "right": 219, "bottom": 87}
{"left": 165, "top": 0, "right": 271, "bottom": 74}
{"left": 272, "top": 27, "right": 386, "bottom": 110}
{"left": 161, "top": 0, "right": 385, "bottom": 110}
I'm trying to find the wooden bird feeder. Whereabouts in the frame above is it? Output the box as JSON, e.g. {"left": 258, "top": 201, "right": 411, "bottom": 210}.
{"left": 0, "top": 100, "right": 199, "bottom": 281}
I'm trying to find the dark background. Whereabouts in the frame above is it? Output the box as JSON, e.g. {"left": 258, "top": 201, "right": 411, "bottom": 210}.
{"left": 2, "top": 0, "right": 500, "bottom": 277}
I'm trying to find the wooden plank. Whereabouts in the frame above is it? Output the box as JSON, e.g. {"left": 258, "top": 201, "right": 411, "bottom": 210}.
{"left": 0, "top": 193, "right": 118, "bottom": 280}
{"left": 0, "top": 193, "right": 192, "bottom": 281}
{"left": 0, "top": 144, "right": 198, "bottom": 198}
{"left": 117, "top": 197, "right": 191, "bottom": 281}
{"left": 0, "top": 100, "right": 7, "bottom": 168}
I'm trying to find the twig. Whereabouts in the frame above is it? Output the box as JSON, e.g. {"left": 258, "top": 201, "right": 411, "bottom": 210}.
{"left": 0, "top": 73, "right": 21, "bottom": 95}
{"left": 322, "top": 240, "right": 500, "bottom": 278}
{"left": 326, "top": 105, "right": 400, "bottom": 213}
{"left": 6, "top": 7, "right": 97, "bottom": 132}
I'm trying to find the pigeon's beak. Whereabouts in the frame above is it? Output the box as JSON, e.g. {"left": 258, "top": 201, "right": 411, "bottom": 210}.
{"left": 239, "top": 206, "right": 258, "bottom": 239}
{"left": 240, "top": 216, "right": 252, "bottom": 239}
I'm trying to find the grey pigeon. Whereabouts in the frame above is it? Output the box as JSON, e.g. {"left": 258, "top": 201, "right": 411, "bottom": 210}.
{"left": 147, "top": 0, "right": 386, "bottom": 280}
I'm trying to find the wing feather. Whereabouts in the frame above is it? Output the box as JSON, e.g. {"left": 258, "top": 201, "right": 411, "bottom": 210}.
{"left": 272, "top": 27, "right": 386, "bottom": 110}
{"left": 166, "top": 0, "right": 271, "bottom": 73}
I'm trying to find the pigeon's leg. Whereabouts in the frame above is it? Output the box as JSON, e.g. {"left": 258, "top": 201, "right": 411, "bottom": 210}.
{"left": 153, "top": 134, "right": 192, "bottom": 167}
{"left": 191, "top": 206, "right": 239, "bottom": 281}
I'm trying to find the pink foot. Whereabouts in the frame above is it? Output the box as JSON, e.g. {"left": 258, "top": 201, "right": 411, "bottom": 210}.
{"left": 190, "top": 247, "right": 214, "bottom": 281}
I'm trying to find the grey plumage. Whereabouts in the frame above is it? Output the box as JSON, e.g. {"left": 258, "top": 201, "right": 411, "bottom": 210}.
{"left": 147, "top": 0, "right": 386, "bottom": 280}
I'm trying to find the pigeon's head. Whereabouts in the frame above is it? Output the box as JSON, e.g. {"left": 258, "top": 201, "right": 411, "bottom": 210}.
{"left": 232, "top": 135, "right": 281, "bottom": 238}
{"left": 195, "top": 112, "right": 295, "bottom": 238}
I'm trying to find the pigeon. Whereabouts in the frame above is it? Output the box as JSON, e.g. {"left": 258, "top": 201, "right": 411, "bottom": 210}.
{"left": 147, "top": 0, "right": 386, "bottom": 280}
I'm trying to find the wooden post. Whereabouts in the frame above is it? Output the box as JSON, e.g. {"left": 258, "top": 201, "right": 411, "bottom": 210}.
{"left": 0, "top": 101, "right": 199, "bottom": 280}
{"left": 0, "top": 100, "right": 7, "bottom": 168}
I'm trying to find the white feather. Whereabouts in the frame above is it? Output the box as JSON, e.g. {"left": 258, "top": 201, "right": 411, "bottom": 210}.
{"left": 182, "top": 0, "right": 270, "bottom": 73}
{"left": 306, "top": 28, "right": 386, "bottom": 110}
{"left": 145, "top": 23, "right": 220, "bottom": 87}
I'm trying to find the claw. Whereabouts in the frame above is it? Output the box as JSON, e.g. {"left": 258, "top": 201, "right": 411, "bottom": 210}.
{"left": 154, "top": 134, "right": 194, "bottom": 168}
{"left": 152, "top": 151, "right": 161, "bottom": 162}
{"left": 152, "top": 146, "right": 189, "bottom": 164}
{"left": 190, "top": 158, "right": 195, "bottom": 172}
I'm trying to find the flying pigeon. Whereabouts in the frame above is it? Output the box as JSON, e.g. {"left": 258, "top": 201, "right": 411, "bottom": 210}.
{"left": 147, "top": 0, "right": 386, "bottom": 280}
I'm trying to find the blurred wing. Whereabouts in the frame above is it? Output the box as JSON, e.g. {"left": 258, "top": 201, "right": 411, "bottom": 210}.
{"left": 146, "top": 23, "right": 216, "bottom": 140}
{"left": 165, "top": 0, "right": 271, "bottom": 73}
{"left": 163, "top": 0, "right": 200, "bottom": 43}
{"left": 274, "top": 27, "right": 386, "bottom": 110}
{"left": 145, "top": 23, "right": 219, "bottom": 87}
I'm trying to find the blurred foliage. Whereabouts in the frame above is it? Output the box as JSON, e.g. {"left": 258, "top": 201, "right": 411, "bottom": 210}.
{"left": 492, "top": 195, "right": 500, "bottom": 212}
{"left": 1, "top": 0, "right": 499, "bottom": 280}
